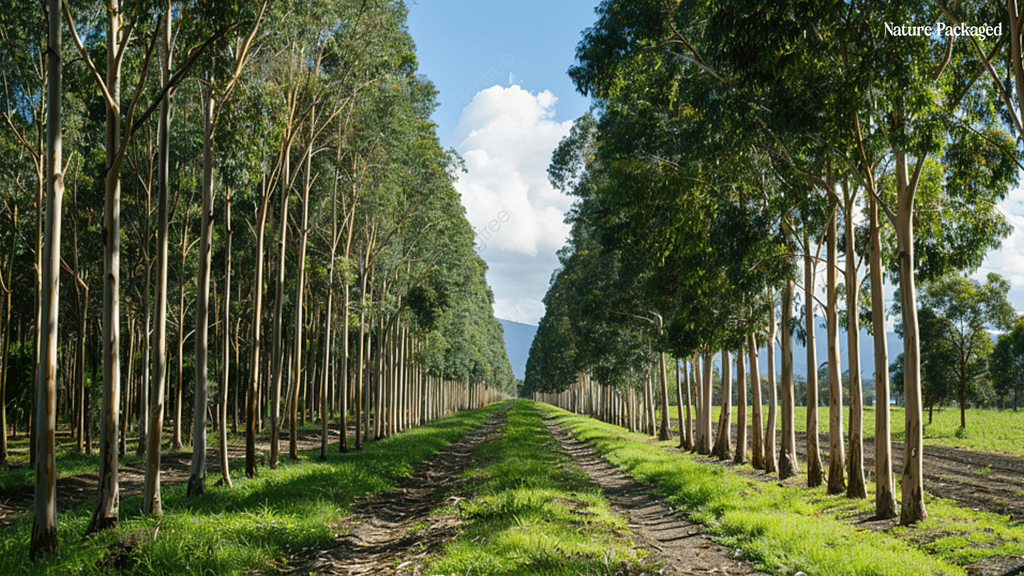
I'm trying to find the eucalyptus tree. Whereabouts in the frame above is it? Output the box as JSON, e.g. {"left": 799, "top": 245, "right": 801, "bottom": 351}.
{"left": 992, "top": 317, "right": 1024, "bottom": 408}
{"left": 186, "top": 0, "right": 268, "bottom": 497}
{"left": 29, "top": 0, "right": 62, "bottom": 557}
{"left": 919, "top": 273, "right": 1015, "bottom": 427}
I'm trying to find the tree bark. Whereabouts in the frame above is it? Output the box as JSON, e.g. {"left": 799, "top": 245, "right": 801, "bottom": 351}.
{"left": 143, "top": 4, "right": 172, "bottom": 513}
{"left": 870, "top": 191, "right": 897, "bottom": 518}
{"left": 765, "top": 298, "right": 778, "bottom": 474}
{"left": 825, "top": 206, "right": 846, "bottom": 495}
{"left": 656, "top": 316, "right": 671, "bottom": 440}
{"left": 779, "top": 280, "right": 799, "bottom": 479}
{"left": 749, "top": 332, "right": 764, "bottom": 469}
{"left": 804, "top": 246, "right": 823, "bottom": 487}
{"left": 844, "top": 186, "right": 866, "bottom": 499}
{"left": 696, "top": 351, "right": 713, "bottom": 454}
{"left": 246, "top": 172, "right": 273, "bottom": 479}
{"left": 290, "top": 134, "right": 313, "bottom": 461}
{"left": 30, "top": 0, "right": 61, "bottom": 555}
{"left": 188, "top": 94, "right": 216, "bottom": 497}
{"left": 218, "top": 190, "right": 233, "bottom": 487}
{"left": 711, "top": 349, "right": 731, "bottom": 460}
{"left": 676, "top": 359, "right": 691, "bottom": 449}
{"left": 735, "top": 344, "right": 747, "bottom": 464}
{"left": 269, "top": 137, "right": 291, "bottom": 469}
{"left": 896, "top": 152, "right": 927, "bottom": 524}
{"left": 89, "top": 4, "right": 124, "bottom": 533}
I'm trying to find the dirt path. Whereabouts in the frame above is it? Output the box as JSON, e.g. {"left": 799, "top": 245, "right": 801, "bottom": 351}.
{"left": 0, "top": 429, "right": 342, "bottom": 528}
{"left": 285, "top": 403, "right": 513, "bottom": 575}
{"left": 668, "top": 418, "right": 1024, "bottom": 521}
{"left": 548, "top": 420, "right": 767, "bottom": 575}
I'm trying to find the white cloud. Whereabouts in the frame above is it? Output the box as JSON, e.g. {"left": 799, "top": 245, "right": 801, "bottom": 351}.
{"left": 974, "top": 186, "right": 1024, "bottom": 311}
{"left": 453, "top": 84, "right": 574, "bottom": 325}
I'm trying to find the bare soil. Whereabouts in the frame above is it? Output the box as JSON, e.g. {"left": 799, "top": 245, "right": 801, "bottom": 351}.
{"left": 549, "top": 420, "right": 767, "bottom": 575}
{"left": 669, "top": 419, "right": 1024, "bottom": 521}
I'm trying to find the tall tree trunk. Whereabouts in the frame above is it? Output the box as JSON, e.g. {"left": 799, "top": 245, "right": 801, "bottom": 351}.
{"left": 735, "top": 344, "right": 747, "bottom": 464}
{"left": 355, "top": 257, "right": 369, "bottom": 449}
{"left": 870, "top": 192, "right": 897, "bottom": 518}
{"left": 339, "top": 277, "right": 350, "bottom": 452}
{"left": 289, "top": 135, "right": 312, "bottom": 461}
{"left": 844, "top": 188, "right": 866, "bottom": 499}
{"left": 749, "top": 332, "right": 764, "bottom": 469}
{"left": 173, "top": 228, "right": 186, "bottom": 452}
{"left": 1, "top": 207, "right": 16, "bottom": 462}
{"left": 218, "top": 190, "right": 233, "bottom": 487}
{"left": 90, "top": 5, "right": 124, "bottom": 533}
{"left": 896, "top": 152, "right": 927, "bottom": 524}
{"left": 246, "top": 173, "right": 273, "bottom": 479}
{"left": 269, "top": 137, "right": 291, "bottom": 469}
{"left": 696, "top": 351, "right": 713, "bottom": 454}
{"left": 30, "top": 1, "right": 61, "bottom": 555}
{"left": 711, "top": 349, "right": 731, "bottom": 460}
{"left": 188, "top": 94, "right": 216, "bottom": 497}
{"left": 765, "top": 297, "right": 778, "bottom": 474}
{"left": 825, "top": 206, "right": 846, "bottom": 495}
{"left": 144, "top": 4, "right": 172, "bottom": 513}
{"left": 32, "top": 115, "right": 44, "bottom": 468}
{"left": 656, "top": 316, "right": 671, "bottom": 440}
{"left": 676, "top": 360, "right": 690, "bottom": 449}
{"left": 779, "top": 279, "right": 799, "bottom": 479}
{"left": 804, "top": 246, "right": 823, "bottom": 487}
{"left": 643, "top": 371, "right": 655, "bottom": 436}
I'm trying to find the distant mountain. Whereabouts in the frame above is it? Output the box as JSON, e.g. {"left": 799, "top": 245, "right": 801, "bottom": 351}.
{"left": 498, "top": 319, "right": 538, "bottom": 380}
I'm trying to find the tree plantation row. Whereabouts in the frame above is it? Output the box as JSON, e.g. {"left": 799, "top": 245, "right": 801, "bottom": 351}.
{"left": 524, "top": 0, "right": 1024, "bottom": 529}
{"left": 0, "top": 0, "right": 516, "bottom": 560}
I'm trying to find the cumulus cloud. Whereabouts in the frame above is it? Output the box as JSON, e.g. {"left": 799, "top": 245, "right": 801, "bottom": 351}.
{"left": 974, "top": 186, "right": 1024, "bottom": 312}
{"left": 453, "top": 84, "right": 574, "bottom": 325}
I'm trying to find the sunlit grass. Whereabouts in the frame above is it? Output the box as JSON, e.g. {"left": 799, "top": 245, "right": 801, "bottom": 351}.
{"left": 548, "top": 403, "right": 1024, "bottom": 575}
{"left": 0, "top": 402, "right": 509, "bottom": 575}
{"left": 425, "top": 400, "right": 653, "bottom": 575}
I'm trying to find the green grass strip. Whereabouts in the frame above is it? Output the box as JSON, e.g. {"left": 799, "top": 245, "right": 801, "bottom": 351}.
{"left": 425, "top": 400, "right": 653, "bottom": 575}
{"left": 0, "top": 402, "right": 509, "bottom": 575}
{"left": 541, "top": 403, "right": 1024, "bottom": 575}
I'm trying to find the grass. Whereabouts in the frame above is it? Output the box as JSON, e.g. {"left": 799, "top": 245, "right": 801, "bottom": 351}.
{"left": 664, "top": 405, "right": 1024, "bottom": 456}
{"left": 548, "top": 403, "right": 1024, "bottom": 575}
{"left": 0, "top": 402, "right": 509, "bottom": 575}
{"left": 424, "top": 400, "right": 653, "bottom": 575}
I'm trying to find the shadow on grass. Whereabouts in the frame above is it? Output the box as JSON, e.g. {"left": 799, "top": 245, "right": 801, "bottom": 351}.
{"left": 0, "top": 402, "right": 509, "bottom": 575}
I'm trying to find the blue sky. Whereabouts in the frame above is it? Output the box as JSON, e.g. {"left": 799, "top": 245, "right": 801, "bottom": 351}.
{"left": 407, "top": 0, "right": 595, "bottom": 147}
{"left": 407, "top": 0, "right": 598, "bottom": 325}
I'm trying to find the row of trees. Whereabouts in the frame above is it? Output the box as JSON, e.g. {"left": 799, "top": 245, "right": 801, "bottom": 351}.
{"left": 0, "top": 0, "right": 514, "bottom": 559}
{"left": 525, "top": 0, "right": 1024, "bottom": 527}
